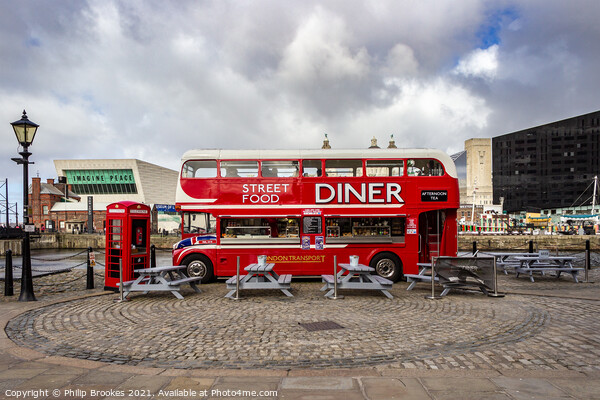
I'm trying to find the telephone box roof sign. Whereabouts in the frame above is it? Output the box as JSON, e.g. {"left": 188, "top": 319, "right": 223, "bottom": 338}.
{"left": 107, "top": 201, "right": 150, "bottom": 211}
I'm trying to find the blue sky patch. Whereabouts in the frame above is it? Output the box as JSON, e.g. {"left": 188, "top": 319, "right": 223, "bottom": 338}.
{"left": 477, "top": 7, "right": 519, "bottom": 48}
{"left": 26, "top": 37, "right": 41, "bottom": 47}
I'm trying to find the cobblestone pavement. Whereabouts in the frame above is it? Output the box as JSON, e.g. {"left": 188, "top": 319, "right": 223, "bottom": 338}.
{"left": 3, "top": 268, "right": 600, "bottom": 373}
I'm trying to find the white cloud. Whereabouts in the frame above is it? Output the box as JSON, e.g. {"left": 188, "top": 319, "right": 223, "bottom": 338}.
{"left": 383, "top": 44, "right": 419, "bottom": 77}
{"left": 278, "top": 6, "right": 370, "bottom": 86}
{"left": 347, "top": 77, "right": 491, "bottom": 151}
{"left": 453, "top": 44, "right": 499, "bottom": 81}
{"left": 1, "top": 0, "right": 600, "bottom": 208}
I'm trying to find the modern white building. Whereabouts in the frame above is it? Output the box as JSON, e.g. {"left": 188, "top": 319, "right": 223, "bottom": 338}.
{"left": 50, "top": 159, "right": 179, "bottom": 232}
{"left": 54, "top": 159, "right": 178, "bottom": 204}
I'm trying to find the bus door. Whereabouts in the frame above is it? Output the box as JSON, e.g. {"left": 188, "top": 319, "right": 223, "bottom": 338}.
{"left": 418, "top": 210, "right": 445, "bottom": 263}
{"left": 300, "top": 210, "right": 325, "bottom": 274}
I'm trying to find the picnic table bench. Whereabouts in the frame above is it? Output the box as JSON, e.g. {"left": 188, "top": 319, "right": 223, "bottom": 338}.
{"left": 321, "top": 263, "right": 393, "bottom": 299}
{"left": 117, "top": 265, "right": 202, "bottom": 299}
{"left": 405, "top": 263, "right": 440, "bottom": 290}
{"left": 487, "top": 252, "right": 543, "bottom": 274}
{"left": 514, "top": 255, "right": 582, "bottom": 283}
{"left": 225, "top": 263, "right": 293, "bottom": 298}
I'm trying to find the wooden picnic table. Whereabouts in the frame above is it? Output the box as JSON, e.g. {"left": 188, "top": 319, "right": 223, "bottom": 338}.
{"left": 514, "top": 255, "right": 582, "bottom": 283}
{"left": 225, "top": 263, "right": 293, "bottom": 298}
{"left": 117, "top": 265, "right": 202, "bottom": 299}
{"left": 404, "top": 262, "right": 455, "bottom": 296}
{"left": 487, "top": 252, "right": 542, "bottom": 274}
{"left": 321, "top": 263, "right": 393, "bottom": 299}
{"left": 405, "top": 262, "right": 439, "bottom": 289}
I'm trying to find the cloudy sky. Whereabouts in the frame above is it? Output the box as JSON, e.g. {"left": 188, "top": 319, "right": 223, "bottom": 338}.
{"left": 1, "top": 0, "right": 599, "bottom": 215}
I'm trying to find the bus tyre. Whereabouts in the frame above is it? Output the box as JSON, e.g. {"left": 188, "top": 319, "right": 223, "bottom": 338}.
{"left": 183, "top": 254, "right": 214, "bottom": 284}
{"left": 371, "top": 252, "right": 402, "bottom": 282}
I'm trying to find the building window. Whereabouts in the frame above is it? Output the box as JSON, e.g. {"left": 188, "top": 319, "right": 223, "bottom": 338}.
{"left": 43, "top": 205, "right": 49, "bottom": 215}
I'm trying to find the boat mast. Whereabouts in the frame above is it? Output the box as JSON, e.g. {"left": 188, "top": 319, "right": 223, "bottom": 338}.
{"left": 592, "top": 175, "right": 598, "bottom": 215}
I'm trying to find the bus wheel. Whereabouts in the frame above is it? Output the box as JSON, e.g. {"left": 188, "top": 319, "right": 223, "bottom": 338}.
{"left": 183, "top": 254, "right": 214, "bottom": 284}
{"left": 371, "top": 252, "right": 402, "bottom": 282}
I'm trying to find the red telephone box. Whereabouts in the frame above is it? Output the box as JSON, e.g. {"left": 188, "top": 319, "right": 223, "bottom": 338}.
{"left": 104, "top": 201, "right": 151, "bottom": 290}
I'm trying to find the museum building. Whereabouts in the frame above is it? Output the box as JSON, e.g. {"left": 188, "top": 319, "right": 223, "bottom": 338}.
{"left": 29, "top": 159, "right": 178, "bottom": 232}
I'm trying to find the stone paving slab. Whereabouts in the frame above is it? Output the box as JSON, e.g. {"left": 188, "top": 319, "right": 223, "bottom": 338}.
{"left": 492, "top": 377, "right": 574, "bottom": 400}
{"left": 281, "top": 377, "right": 355, "bottom": 390}
{"left": 362, "top": 377, "right": 430, "bottom": 400}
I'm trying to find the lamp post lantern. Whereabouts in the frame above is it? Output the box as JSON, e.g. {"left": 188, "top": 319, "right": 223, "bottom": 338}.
{"left": 10, "top": 110, "right": 39, "bottom": 301}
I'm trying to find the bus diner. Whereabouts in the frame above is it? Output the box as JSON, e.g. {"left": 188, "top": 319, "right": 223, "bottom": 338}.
{"left": 173, "top": 149, "right": 459, "bottom": 283}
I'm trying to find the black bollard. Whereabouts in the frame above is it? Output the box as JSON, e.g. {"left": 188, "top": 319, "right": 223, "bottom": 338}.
{"left": 4, "top": 249, "right": 14, "bottom": 296}
{"left": 529, "top": 240, "right": 534, "bottom": 253}
{"left": 472, "top": 241, "right": 477, "bottom": 255}
{"left": 586, "top": 240, "right": 591, "bottom": 270}
{"left": 86, "top": 247, "right": 94, "bottom": 289}
{"left": 151, "top": 244, "right": 156, "bottom": 269}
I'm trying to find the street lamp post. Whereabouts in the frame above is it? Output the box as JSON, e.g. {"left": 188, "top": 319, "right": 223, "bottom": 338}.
{"left": 10, "top": 110, "right": 39, "bottom": 302}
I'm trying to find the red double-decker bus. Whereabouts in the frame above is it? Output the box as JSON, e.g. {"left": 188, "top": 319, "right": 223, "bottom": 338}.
{"left": 172, "top": 149, "right": 459, "bottom": 283}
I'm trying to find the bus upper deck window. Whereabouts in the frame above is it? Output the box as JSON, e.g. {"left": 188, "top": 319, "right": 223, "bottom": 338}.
{"left": 366, "top": 160, "right": 404, "bottom": 177}
{"left": 407, "top": 159, "right": 444, "bottom": 176}
{"left": 302, "top": 160, "right": 322, "bottom": 177}
{"left": 221, "top": 161, "right": 259, "bottom": 178}
{"left": 325, "top": 159, "right": 363, "bottom": 177}
{"left": 262, "top": 161, "right": 299, "bottom": 177}
{"left": 182, "top": 160, "right": 218, "bottom": 178}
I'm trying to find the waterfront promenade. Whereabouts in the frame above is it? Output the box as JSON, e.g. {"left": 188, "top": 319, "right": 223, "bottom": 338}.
{"left": 3, "top": 232, "right": 600, "bottom": 256}
{"left": 1, "top": 265, "right": 599, "bottom": 399}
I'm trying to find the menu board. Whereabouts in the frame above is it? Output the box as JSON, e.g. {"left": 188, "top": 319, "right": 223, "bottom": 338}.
{"left": 303, "top": 216, "right": 322, "bottom": 234}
